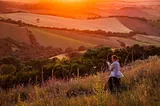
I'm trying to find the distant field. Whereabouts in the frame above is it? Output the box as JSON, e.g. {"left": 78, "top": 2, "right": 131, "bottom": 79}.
{"left": 132, "top": 34, "right": 160, "bottom": 46}
{"left": 112, "top": 7, "right": 157, "bottom": 20}
{"left": 0, "top": 13, "right": 132, "bottom": 33}
{"left": 29, "top": 27, "right": 159, "bottom": 49}
{"left": 109, "top": 37, "right": 150, "bottom": 47}
{"left": 42, "top": 28, "right": 122, "bottom": 48}
{"left": 0, "top": 20, "right": 159, "bottom": 50}
{"left": 95, "top": 2, "right": 160, "bottom": 20}
{"left": 28, "top": 27, "right": 122, "bottom": 49}
{"left": 117, "top": 17, "right": 160, "bottom": 36}
{"left": 141, "top": 9, "right": 160, "bottom": 17}
{"left": 28, "top": 27, "right": 95, "bottom": 49}
{"left": 0, "top": 21, "right": 31, "bottom": 44}
{"left": 150, "top": 21, "right": 160, "bottom": 30}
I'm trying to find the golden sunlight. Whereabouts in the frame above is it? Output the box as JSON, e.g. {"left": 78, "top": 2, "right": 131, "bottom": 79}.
{"left": 54, "top": 0, "right": 97, "bottom": 4}
{"left": 59, "top": 0, "right": 85, "bottom": 2}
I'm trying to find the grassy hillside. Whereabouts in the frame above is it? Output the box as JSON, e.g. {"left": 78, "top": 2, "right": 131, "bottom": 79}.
{"left": 29, "top": 27, "right": 160, "bottom": 48}
{"left": 0, "top": 56, "right": 159, "bottom": 106}
{"left": 28, "top": 27, "right": 95, "bottom": 49}
{"left": 114, "top": 7, "right": 155, "bottom": 19}
{"left": 0, "top": 21, "right": 31, "bottom": 44}
{"left": 117, "top": 17, "right": 160, "bottom": 36}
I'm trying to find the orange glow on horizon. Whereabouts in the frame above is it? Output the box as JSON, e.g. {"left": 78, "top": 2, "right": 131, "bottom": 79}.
{"left": 57, "top": 0, "right": 86, "bottom": 3}
{"left": 43, "top": 0, "right": 97, "bottom": 11}
{"left": 41, "top": 0, "right": 98, "bottom": 4}
{"left": 22, "top": 0, "right": 99, "bottom": 18}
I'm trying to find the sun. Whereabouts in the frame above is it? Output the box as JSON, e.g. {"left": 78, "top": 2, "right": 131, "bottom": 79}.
{"left": 63, "top": 0, "right": 82, "bottom": 2}
{"left": 57, "top": 0, "right": 86, "bottom": 3}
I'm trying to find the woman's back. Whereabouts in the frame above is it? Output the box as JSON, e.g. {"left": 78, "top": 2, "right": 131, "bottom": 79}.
{"left": 110, "top": 61, "right": 124, "bottom": 78}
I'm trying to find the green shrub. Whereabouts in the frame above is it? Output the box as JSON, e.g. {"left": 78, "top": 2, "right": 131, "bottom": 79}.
{"left": 0, "top": 64, "right": 16, "bottom": 75}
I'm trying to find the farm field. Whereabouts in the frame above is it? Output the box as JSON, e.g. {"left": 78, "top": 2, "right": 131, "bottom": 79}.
{"left": 114, "top": 7, "right": 152, "bottom": 18}
{"left": 109, "top": 37, "right": 149, "bottom": 47}
{"left": 0, "top": 13, "right": 132, "bottom": 33}
{"left": 117, "top": 17, "right": 160, "bottom": 36}
{"left": 150, "top": 21, "right": 160, "bottom": 30}
{"left": 132, "top": 34, "right": 160, "bottom": 46}
{"left": 41, "top": 28, "right": 121, "bottom": 47}
{"left": 28, "top": 27, "right": 122, "bottom": 49}
{"left": 29, "top": 27, "right": 160, "bottom": 49}
{"left": 28, "top": 27, "right": 95, "bottom": 49}
{"left": 0, "top": 21, "right": 31, "bottom": 44}
{"left": 0, "top": 20, "right": 159, "bottom": 50}
{"left": 1, "top": 13, "right": 160, "bottom": 36}
{"left": 95, "top": 1, "right": 160, "bottom": 20}
{"left": 140, "top": 8, "right": 160, "bottom": 17}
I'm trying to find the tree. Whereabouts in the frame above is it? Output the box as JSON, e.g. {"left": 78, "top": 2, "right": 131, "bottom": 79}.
{"left": 0, "top": 56, "right": 24, "bottom": 71}
{"left": 65, "top": 47, "right": 73, "bottom": 53}
{"left": 78, "top": 46, "right": 86, "bottom": 51}
{"left": 17, "top": 20, "right": 23, "bottom": 27}
{"left": 36, "top": 18, "right": 40, "bottom": 23}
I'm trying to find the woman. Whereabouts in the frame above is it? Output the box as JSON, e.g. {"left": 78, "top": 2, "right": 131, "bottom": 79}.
{"left": 107, "top": 55, "right": 124, "bottom": 93}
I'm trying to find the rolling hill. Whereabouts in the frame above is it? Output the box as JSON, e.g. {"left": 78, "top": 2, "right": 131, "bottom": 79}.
{"left": 30, "top": 27, "right": 160, "bottom": 48}
{"left": 114, "top": 7, "right": 153, "bottom": 19}
{"left": 0, "top": 21, "right": 31, "bottom": 44}
{"left": 117, "top": 17, "right": 160, "bottom": 36}
{"left": 0, "top": 18, "right": 160, "bottom": 50}
{"left": 0, "top": 13, "right": 132, "bottom": 33}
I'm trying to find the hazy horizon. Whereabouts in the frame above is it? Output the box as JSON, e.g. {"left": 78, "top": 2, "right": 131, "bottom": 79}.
{"left": 1, "top": 0, "right": 159, "bottom": 3}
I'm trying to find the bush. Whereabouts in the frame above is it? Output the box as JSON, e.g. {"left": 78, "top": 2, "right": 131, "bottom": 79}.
{"left": 0, "top": 56, "right": 24, "bottom": 71}
{"left": 54, "top": 64, "right": 71, "bottom": 79}
{"left": 0, "top": 64, "right": 16, "bottom": 75}
{"left": 16, "top": 70, "right": 40, "bottom": 85}
{"left": 0, "top": 75, "right": 16, "bottom": 89}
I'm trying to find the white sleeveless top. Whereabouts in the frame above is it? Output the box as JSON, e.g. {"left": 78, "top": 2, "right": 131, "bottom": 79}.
{"left": 109, "top": 61, "right": 124, "bottom": 78}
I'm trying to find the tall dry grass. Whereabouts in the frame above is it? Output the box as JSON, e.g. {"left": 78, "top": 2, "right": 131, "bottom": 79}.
{"left": 0, "top": 56, "right": 160, "bottom": 106}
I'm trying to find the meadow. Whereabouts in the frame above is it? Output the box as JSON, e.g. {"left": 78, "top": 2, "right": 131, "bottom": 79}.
{"left": 0, "top": 56, "right": 159, "bottom": 106}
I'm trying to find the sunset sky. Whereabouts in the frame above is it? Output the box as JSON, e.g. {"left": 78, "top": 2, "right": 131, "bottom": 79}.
{"left": 2, "top": 0, "right": 158, "bottom": 1}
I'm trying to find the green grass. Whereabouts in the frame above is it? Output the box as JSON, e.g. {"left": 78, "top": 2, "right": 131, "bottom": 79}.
{"left": 29, "top": 26, "right": 160, "bottom": 49}
{"left": 28, "top": 27, "right": 95, "bottom": 49}
{"left": 0, "top": 56, "right": 160, "bottom": 106}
